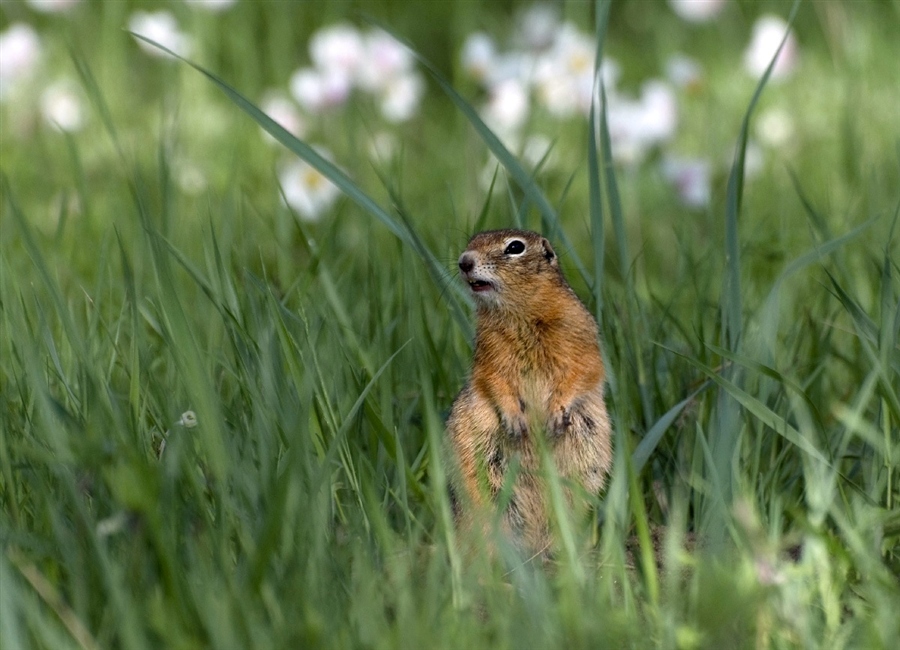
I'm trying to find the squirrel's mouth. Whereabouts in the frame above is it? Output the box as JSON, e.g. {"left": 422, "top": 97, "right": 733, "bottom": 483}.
{"left": 467, "top": 279, "right": 493, "bottom": 293}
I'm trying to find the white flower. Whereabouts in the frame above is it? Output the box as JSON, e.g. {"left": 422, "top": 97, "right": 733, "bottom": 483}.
{"left": 533, "top": 23, "right": 596, "bottom": 117}
{"left": 665, "top": 54, "right": 703, "bottom": 90}
{"left": 296, "top": 27, "right": 425, "bottom": 120}
{"left": 535, "top": 73, "right": 578, "bottom": 117}
{"left": 175, "top": 161, "right": 207, "bottom": 195}
{"left": 96, "top": 512, "right": 129, "bottom": 538}
{"left": 605, "top": 100, "right": 646, "bottom": 165}
{"left": 289, "top": 67, "right": 352, "bottom": 113}
{"left": 259, "top": 91, "right": 305, "bottom": 142}
{"left": 159, "top": 409, "right": 200, "bottom": 458}
{"left": 26, "top": 0, "right": 81, "bottom": 12}
{"left": 289, "top": 68, "right": 324, "bottom": 112}
{"left": 40, "top": 80, "right": 84, "bottom": 131}
{"left": 356, "top": 30, "right": 414, "bottom": 93}
{"left": 378, "top": 71, "right": 424, "bottom": 123}
{"left": 743, "top": 15, "right": 797, "bottom": 80}
{"left": 661, "top": 156, "right": 711, "bottom": 208}
{"left": 553, "top": 23, "right": 596, "bottom": 76}
{"left": 309, "top": 23, "right": 364, "bottom": 77}
{"left": 279, "top": 155, "right": 341, "bottom": 221}
{"left": 461, "top": 32, "right": 534, "bottom": 90}
{"left": 461, "top": 32, "right": 496, "bottom": 84}
{"left": 638, "top": 81, "right": 678, "bottom": 142}
{"left": 184, "top": 0, "right": 237, "bottom": 11}
{"left": 0, "top": 23, "right": 42, "bottom": 101}
{"left": 483, "top": 78, "right": 529, "bottom": 135}
{"left": 668, "top": 0, "right": 726, "bottom": 23}
{"left": 483, "top": 52, "right": 534, "bottom": 89}
{"left": 756, "top": 107, "right": 794, "bottom": 149}
{"left": 129, "top": 11, "right": 192, "bottom": 59}
{"left": 606, "top": 81, "right": 677, "bottom": 164}
{"left": 177, "top": 410, "right": 198, "bottom": 428}
{"left": 517, "top": 3, "right": 560, "bottom": 51}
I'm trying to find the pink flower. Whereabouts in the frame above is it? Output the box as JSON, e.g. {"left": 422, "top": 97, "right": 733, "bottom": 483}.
{"left": 356, "top": 30, "right": 414, "bottom": 93}
{"left": 662, "top": 157, "right": 711, "bottom": 209}
{"left": 289, "top": 67, "right": 352, "bottom": 113}
{"left": 309, "top": 23, "right": 364, "bottom": 77}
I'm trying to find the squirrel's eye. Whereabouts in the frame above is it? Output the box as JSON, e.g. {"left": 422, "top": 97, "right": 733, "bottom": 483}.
{"left": 504, "top": 240, "right": 526, "bottom": 255}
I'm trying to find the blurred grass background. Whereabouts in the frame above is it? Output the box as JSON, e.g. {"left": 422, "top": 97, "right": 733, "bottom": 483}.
{"left": 2, "top": 0, "right": 899, "bottom": 648}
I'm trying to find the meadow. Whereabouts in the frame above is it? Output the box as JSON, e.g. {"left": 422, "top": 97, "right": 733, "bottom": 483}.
{"left": 1, "top": 1, "right": 898, "bottom": 648}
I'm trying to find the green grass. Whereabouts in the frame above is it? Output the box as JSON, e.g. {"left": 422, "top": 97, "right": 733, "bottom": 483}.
{"left": 2, "top": 1, "right": 899, "bottom": 648}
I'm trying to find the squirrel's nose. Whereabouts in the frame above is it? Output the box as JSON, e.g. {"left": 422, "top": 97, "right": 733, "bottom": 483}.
{"left": 458, "top": 253, "right": 474, "bottom": 274}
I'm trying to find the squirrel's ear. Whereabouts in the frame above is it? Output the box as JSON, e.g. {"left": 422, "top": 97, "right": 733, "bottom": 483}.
{"left": 541, "top": 238, "right": 557, "bottom": 266}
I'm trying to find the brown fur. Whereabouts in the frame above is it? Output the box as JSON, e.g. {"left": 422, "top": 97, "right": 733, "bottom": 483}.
{"left": 446, "top": 229, "right": 613, "bottom": 556}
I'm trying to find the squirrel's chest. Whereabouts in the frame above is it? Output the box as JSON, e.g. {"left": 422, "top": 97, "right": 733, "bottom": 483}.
{"left": 476, "top": 338, "right": 560, "bottom": 405}
{"left": 519, "top": 370, "right": 554, "bottom": 414}
{"left": 477, "top": 331, "right": 557, "bottom": 374}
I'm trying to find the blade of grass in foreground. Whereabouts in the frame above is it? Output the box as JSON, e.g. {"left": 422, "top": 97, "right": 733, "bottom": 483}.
{"left": 6, "top": 549, "right": 102, "bottom": 650}
{"left": 418, "top": 362, "right": 465, "bottom": 610}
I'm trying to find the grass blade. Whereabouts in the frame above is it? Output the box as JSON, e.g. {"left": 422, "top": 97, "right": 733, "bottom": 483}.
{"left": 587, "top": 109, "right": 603, "bottom": 322}
{"left": 664, "top": 345, "right": 831, "bottom": 465}
{"left": 631, "top": 384, "right": 708, "bottom": 474}
{"left": 722, "top": 0, "right": 802, "bottom": 351}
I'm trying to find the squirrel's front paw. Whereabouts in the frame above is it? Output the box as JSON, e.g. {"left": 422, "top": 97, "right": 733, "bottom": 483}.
{"left": 500, "top": 411, "right": 529, "bottom": 440}
{"left": 548, "top": 406, "right": 573, "bottom": 438}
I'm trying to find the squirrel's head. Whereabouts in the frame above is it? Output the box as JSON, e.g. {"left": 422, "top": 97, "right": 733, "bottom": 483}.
{"left": 458, "top": 229, "right": 563, "bottom": 309}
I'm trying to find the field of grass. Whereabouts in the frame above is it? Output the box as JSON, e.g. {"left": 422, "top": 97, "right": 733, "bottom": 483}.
{"left": 2, "top": 1, "right": 899, "bottom": 648}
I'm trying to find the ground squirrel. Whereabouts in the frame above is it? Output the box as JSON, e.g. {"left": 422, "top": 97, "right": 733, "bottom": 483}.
{"left": 446, "top": 229, "right": 613, "bottom": 557}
